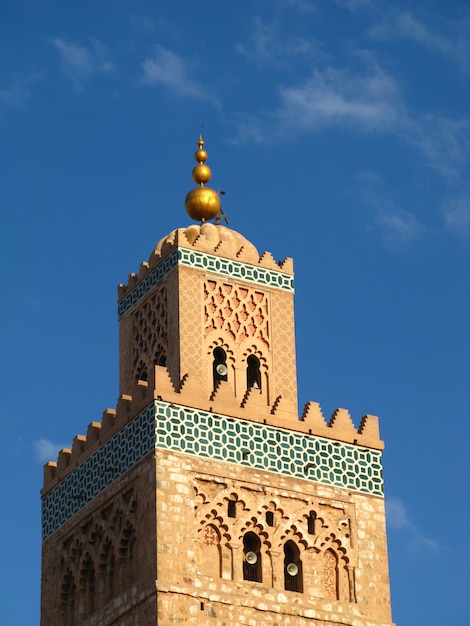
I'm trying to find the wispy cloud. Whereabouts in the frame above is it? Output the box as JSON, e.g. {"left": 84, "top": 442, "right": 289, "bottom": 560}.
{"left": 34, "top": 438, "right": 68, "bottom": 464}
{"left": 231, "top": 56, "right": 468, "bottom": 185}
{"left": 276, "top": 64, "right": 402, "bottom": 132}
{"left": 235, "top": 17, "right": 322, "bottom": 65}
{"left": 358, "top": 172, "right": 424, "bottom": 247}
{"left": 441, "top": 194, "right": 470, "bottom": 241}
{"left": 0, "top": 73, "right": 41, "bottom": 112}
{"left": 400, "top": 114, "right": 470, "bottom": 181}
{"left": 369, "top": 12, "right": 469, "bottom": 70}
{"left": 51, "top": 37, "right": 114, "bottom": 90}
{"left": 386, "top": 495, "right": 440, "bottom": 552}
{"left": 141, "top": 45, "right": 213, "bottom": 102}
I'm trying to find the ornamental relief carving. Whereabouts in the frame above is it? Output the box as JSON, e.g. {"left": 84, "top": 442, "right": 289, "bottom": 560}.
{"left": 132, "top": 285, "right": 167, "bottom": 382}
{"left": 194, "top": 478, "right": 357, "bottom": 602}
{"left": 203, "top": 279, "right": 270, "bottom": 348}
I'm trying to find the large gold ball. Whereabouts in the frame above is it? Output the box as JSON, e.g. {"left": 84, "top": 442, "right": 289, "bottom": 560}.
{"left": 195, "top": 149, "right": 208, "bottom": 163}
{"left": 185, "top": 187, "right": 221, "bottom": 221}
{"left": 192, "top": 164, "right": 211, "bottom": 184}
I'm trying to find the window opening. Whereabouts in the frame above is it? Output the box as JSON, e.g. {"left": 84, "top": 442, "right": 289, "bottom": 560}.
{"left": 227, "top": 500, "right": 236, "bottom": 518}
{"left": 307, "top": 510, "right": 316, "bottom": 535}
{"left": 246, "top": 355, "right": 261, "bottom": 390}
{"left": 266, "top": 511, "right": 274, "bottom": 527}
{"left": 243, "top": 532, "right": 262, "bottom": 582}
{"left": 284, "top": 540, "right": 303, "bottom": 593}
{"left": 213, "top": 347, "right": 228, "bottom": 388}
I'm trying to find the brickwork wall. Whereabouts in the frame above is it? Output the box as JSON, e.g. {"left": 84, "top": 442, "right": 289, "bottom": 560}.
{"left": 155, "top": 449, "right": 394, "bottom": 626}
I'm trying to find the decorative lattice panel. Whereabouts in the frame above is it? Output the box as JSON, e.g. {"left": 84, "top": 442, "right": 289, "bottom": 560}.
{"left": 132, "top": 284, "right": 167, "bottom": 381}
{"left": 118, "top": 248, "right": 294, "bottom": 318}
{"left": 42, "top": 401, "right": 383, "bottom": 539}
{"left": 203, "top": 279, "right": 270, "bottom": 346}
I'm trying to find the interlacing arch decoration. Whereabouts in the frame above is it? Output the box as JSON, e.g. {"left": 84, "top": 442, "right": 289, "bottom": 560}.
{"left": 132, "top": 284, "right": 168, "bottom": 382}
{"left": 315, "top": 533, "right": 351, "bottom": 601}
{"left": 57, "top": 490, "right": 138, "bottom": 621}
{"left": 79, "top": 552, "right": 96, "bottom": 618}
{"left": 60, "top": 569, "right": 76, "bottom": 626}
{"left": 98, "top": 537, "right": 116, "bottom": 602}
{"left": 203, "top": 279, "right": 270, "bottom": 347}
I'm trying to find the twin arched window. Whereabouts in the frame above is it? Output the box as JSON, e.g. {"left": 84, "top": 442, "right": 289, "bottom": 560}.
{"left": 212, "top": 348, "right": 262, "bottom": 391}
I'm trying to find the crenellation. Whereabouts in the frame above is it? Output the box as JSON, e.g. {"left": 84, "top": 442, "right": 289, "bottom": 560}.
{"left": 71, "top": 434, "right": 86, "bottom": 458}
{"left": 57, "top": 447, "right": 72, "bottom": 471}
{"left": 329, "top": 408, "right": 358, "bottom": 436}
{"left": 86, "top": 420, "right": 102, "bottom": 442}
{"left": 43, "top": 461, "right": 57, "bottom": 483}
{"left": 101, "top": 407, "right": 117, "bottom": 432}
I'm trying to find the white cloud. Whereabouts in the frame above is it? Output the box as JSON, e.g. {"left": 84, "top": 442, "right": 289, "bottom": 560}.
{"left": 377, "top": 209, "right": 423, "bottom": 247}
{"left": 276, "top": 64, "right": 402, "bottom": 132}
{"left": 442, "top": 194, "right": 470, "bottom": 240}
{"left": 369, "top": 12, "right": 468, "bottom": 69}
{"left": 51, "top": 37, "right": 114, "bottom": 90}
{"left": 401, "top": 115, "right": 470, "bottom": 181}
{"left": 357, "top": 174, "right": 424, "bottom": 247}
{"left": 141, "top": 45, "right": 209, "bottom": 101}
{"left": 235, "top": 17, "right": 322, "bottom": 65}
{"left": 386, "top": 496, "right": 440, "bottom": 553}
{"left": 386, "top": 495, "right": 412, "bottom": 529}
{"left": 34, "top": 438, "right": 68, "bottom": 463}
{"left": 0, "top": 73, "right": 41, "bottom": 111}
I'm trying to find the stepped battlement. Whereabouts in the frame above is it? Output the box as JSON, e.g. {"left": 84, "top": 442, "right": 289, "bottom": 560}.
{"left": 118, "top": 224, "right": 293, "bottom": 301}
{"left": 42, "top": 364, "right": 383, "bottom": 495}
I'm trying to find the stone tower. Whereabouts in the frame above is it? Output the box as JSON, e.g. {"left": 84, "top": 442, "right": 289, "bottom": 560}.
{"left": 40, "top": 138, "right": 394, "bottom": 625}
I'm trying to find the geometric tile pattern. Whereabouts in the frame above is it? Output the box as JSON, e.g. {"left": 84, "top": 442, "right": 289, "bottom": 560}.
{"left": 118, "top": 248, "right": 294, "bottom": 318}
{"left": 42, "top": 401, "right": 383, "bottom": 539}
{"left": 41, "top": 404, "right": 155, "bottom": 540}
{"left": 155, "top": 403, "right": 384, "bottom": 498}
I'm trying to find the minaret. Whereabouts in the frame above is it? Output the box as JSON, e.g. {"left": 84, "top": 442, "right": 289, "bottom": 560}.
{"left": 40, "top": 137, "right": 394, "bottom": 625}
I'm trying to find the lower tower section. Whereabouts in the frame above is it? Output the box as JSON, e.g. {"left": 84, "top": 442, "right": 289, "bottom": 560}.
{"left": 41, "top": 396, "right": 393, "bottom": 625}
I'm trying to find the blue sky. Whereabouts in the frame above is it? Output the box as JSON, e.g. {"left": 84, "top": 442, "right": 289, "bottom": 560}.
{"left": 1, "top": 1, "right": 469, "bottom": 624}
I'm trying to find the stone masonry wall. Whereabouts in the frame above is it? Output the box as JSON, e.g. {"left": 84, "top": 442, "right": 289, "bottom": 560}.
{"left": 156, "top": 449, "right": 394, "bottom": 626}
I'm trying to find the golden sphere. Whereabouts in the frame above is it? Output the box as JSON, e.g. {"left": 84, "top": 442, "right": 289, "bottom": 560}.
{"left": 192, "top": 164, "right": 211, "bottom": 184}
{"left": 185, "top": 187, "right": 221, "bottom": 221}
{"left": 195, "top": 149, "right": 208, "bottom": 163}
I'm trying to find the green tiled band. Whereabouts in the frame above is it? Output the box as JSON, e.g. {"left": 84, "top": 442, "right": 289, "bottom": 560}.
{"left": 155, "top": 402, "right": 383, "bottom": 498}
{"left": 42, "top": 401, "right": 383, "bottom": 539}
{"left": 118, "top": 248, "right": 294, "bottom": 318}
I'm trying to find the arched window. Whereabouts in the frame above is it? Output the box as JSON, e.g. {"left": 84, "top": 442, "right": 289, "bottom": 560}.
{"left": 227, "top": 499, "right": 236, "bottom": 518}
{"left": 284, "top": 540, "right": 303, "bottom": 593}
{"left": 323, "top": 549, "right": 339, "bottom": 599}
{"left": 307, "top": 510, "right": 316, "bottom": 535}
{"left": 213, "top": 347, "right": 228, "bottom": 388}
{"left": 246, "top": 355, "right": 261, "bottom": 390}
{"left": 243, "top": 532, "right": 262, "bottom": 582}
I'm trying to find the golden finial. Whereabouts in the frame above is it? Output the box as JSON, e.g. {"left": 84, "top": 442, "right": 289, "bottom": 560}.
{"left": 185, "top": 135, "right": 221, "bottom": 222}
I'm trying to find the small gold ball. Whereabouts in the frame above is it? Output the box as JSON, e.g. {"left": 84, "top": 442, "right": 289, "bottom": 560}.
{"left": 195, "top": 149, "right": 208, "bottom": 163}
{"left": 185, "top": 187, "right": 220, "bottom": 221}
{"left": 192, "top": 164, "right": 211, "bottom": 184}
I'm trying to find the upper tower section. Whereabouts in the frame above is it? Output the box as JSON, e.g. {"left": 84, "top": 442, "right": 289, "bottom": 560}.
{"left": 117, "top": 137, "right": 298, "bottom": 423}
